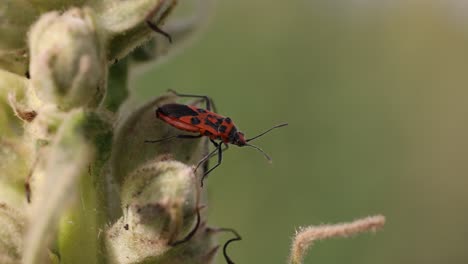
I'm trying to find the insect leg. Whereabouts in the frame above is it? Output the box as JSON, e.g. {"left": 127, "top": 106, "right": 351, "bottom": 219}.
{"left": 145, "top": 3, "right": 172, "bottom": 42}
{"left": 215, "top": 227, "right": 242, "bottom": 264}
{"left": 170, "top": 205, "right": 201, "bottom": 246}
{"left": 167, "top": 89, "right": 217, "bottom": 112}
{"left": 146, "top": 21, "right": 172, "bottom": 42}
{"left": 195, "top": 146, "right": 219, "bottom": 172}
{"left": 200, "top": 139, "right": 223, "bottom": 187}
{"left": 170, "top": 163, "right": 203, "bottom": 247}
{"left": 196, "top": 143, "right": 228, "bottom": 172}
{"left": 145, "top": 134, "right": 202, "bottom": 143}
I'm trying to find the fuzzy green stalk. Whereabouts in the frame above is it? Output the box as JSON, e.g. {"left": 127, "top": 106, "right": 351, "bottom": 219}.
{"left": 0, "top": 1, "right": 221, "bottom": 263}
{"left": 0, "top": 1, "right": 385, "bottom": 264}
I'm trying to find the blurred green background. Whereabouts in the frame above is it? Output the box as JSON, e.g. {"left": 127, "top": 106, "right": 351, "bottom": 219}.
{"left": 135, "top": 1, "right": 468, "bottom": 263}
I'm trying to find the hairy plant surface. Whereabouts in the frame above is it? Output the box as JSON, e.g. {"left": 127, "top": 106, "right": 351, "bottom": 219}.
{"left": 0, "top": 1, "right": 385, "bottom": 263}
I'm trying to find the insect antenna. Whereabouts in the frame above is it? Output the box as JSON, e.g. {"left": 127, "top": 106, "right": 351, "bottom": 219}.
{"left": 145, "top": 134, "right": 202, "bottom": 143}
{"left": 245, "top": 143, "right": 272, "bottom": 163}
{"left": 246, "top": 123, "right": 288, "bottom": 142}
{"left": 144, "top": 135, "right": 178, "bottom": 143}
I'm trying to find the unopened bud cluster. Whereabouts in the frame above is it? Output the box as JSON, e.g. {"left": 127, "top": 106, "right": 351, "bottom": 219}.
{"left": 0, "top": 1, "right": 219, "bottom": 264}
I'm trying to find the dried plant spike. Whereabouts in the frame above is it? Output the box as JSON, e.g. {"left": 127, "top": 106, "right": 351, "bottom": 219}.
{"left": 289, "top": 215, "right": 386, "bottom": 264}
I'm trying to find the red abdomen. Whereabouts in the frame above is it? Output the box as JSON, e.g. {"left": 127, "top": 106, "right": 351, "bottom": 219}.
{"left": 156, "top": 103, "right": 237, "bottom": 143}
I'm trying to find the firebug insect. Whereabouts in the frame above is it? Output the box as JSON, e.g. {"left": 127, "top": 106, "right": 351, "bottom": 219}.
{"left": 146, "top": 90, "right": 288, "bottom": 186}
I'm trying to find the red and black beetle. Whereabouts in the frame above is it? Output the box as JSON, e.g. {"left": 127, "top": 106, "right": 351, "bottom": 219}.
{"left": 146, "top": 90, "right": 287, "bottom": 186}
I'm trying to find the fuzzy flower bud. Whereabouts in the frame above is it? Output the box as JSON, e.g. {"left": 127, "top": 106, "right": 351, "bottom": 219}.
{"left": 28, "top": 8, "right": 105, "bottom": 110}
{"left": 98, "top": 0, "right": 177, "bottom": 61}
{"left": 106, "top": 160, "right": 215, "bottom": 264}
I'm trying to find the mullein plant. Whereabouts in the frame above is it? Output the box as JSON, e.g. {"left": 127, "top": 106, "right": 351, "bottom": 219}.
{"left": 0, "top": 1, "right": 385, "bottom": 264}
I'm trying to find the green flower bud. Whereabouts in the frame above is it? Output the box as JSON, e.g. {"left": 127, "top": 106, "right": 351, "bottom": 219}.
{"left": 98, "top": 0, "right": 177, "bottom": 61}
{"left": 97, "top": 0, "right": 176, "bottom": 34}
{"left": 121, "top": 160, "right": 198, "bottom": 241}
{"left": 130, "top": 0, "right": 215, "bottom": 69}
{"left": 28, "top": 8, "right": 106, "bottom": 110}
{"left": 106, "top": 160, "right": 214, "bottom": 264}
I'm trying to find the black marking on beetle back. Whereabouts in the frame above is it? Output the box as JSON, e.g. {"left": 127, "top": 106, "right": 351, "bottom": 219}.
{"left": 191, "top": 117, "right": 201, "bottom": 125}
{"left": 225, "top": 117, "right": 232, "bottom": 124}
{"left": 158, "top": 104, "right": 199, "bottom": 118}
{"left": 219, "top": 125, "right": 227, "bottom": 133}
{"left": 228, "top": 126, "right": 238, "bottom": 142}
{"left": 204, "top": 118, "right": 219, "bottom": 130}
